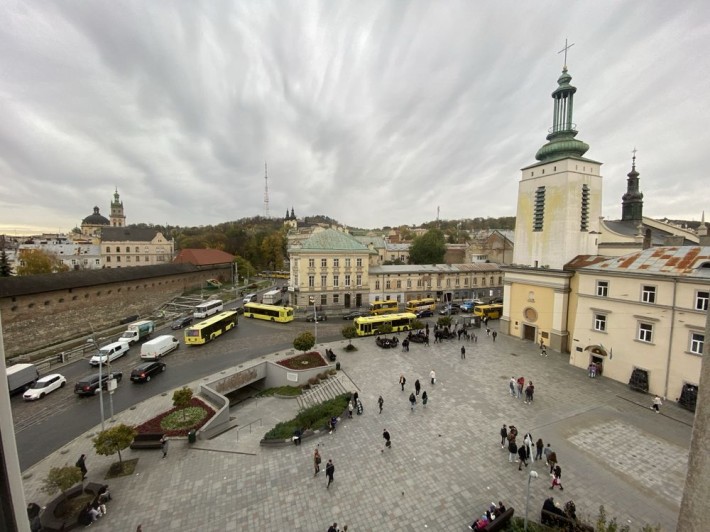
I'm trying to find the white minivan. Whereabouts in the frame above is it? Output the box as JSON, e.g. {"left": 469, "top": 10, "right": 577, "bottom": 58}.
{"left": 90, "top": 341, "right": 129, "bottom": 367}
{"left": 243, "top": 293, "right": 258, "bottom": 304}
{"left": 140, "top": 335, "right": 180, "bottom": 360}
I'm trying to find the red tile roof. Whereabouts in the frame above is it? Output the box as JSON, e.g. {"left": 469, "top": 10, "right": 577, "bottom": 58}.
{"left": 173, "top": 249, "right": 234, "bottom": 266}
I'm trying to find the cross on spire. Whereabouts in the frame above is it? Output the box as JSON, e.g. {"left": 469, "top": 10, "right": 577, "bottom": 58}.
{"left": 632, "top": 147, "right": 638, "bottom": 168}
{"left": 558, "top": 38, "right": 575, "bottom": 70}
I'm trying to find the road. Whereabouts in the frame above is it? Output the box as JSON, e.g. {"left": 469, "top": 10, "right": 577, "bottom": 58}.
{"left": 11, "top": 313, "right": 346, "bottom": 470}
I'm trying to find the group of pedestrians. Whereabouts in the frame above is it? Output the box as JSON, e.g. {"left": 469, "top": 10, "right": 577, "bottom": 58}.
{"left": 407, "top": 376, "right": 431, "bottom": 412}
{"left": 499, "top": 425, "right": 565, "bottom": 490}
{"left": 508, "top": 376, "right": 535, "bottom": 403}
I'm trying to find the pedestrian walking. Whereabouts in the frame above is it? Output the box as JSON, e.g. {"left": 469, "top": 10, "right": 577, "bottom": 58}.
{"left": 500, "top": 424, "right": 508, "bottom": 448}
{"left": 525, "top": 382, "right": 535, "bottom": 403}
{"left": 356, "top": 398, "right": 363, "bottom": 415}
{"left": 535, "top": 438, "right": 544, "bottom": 461}
{"left": 160, "top": 437, "right": 169, "bottom": 458}
{"left": 328, "top": 523, "right": 339, "bottom": 532}
{"left": 550, "top": 465, "right": 563, "bottom": 490}
{"left": 509, "top": 377, "right": 516, "bottom": 397}
{"left": 409, "top": 392, "right": 416, "bottom": 412}
{"left": 460, "top": 346, "right": 466, "bottom": 359}
{"left": 314, "top": 448, "right": 322, "bottom": 476}
{"left": 543, "top": 443, "right": 552, "bottom": 465}
{"left": 516, "top": 376, "right": 524, "bottom": 399}
{"left": 348, "top": 400, "right": 354, "bottom": 419}
{"left": 76, "top": 454, "right": 87, "bottom": 480}
{"left": 523, "top": 432, "right": 533, "bottom": 461}
{"left": 492, "top": 331, "right": 497, "bottom": 342}
{"left": 399, "top": 374, "right": 406, "bottom": 391}
{"left": 540, "top": 341, "right": 547, "bottom": 356}
{"left": 508, "top": 439, "right": 518, "bottom": 463}
{"left": 378, "top": 395, "right": 384, "bottom": 414}
{"left": 422, "top": 390, "right": 428, "bottom": 408}
{"left": 651, "top": 395, "right": 663, "bottom": 413}
{"left": 517, "top": 445, "right": 528, "bottom": 470}
{"left": 486, "top": 327, "right": 491, "bottom": 336}
{"left": 382, "top": 428, "right": 391, "bottom": 450}
{"left": 325, "top": 459, "right": 335, "bottom": 489}
{"left": 548, "top": 451, "right": 558, "bottom": 474}
{"left": 415, "top": 379, "right": 421, "bottom": 396}
{"left": 430, "top": 369, "right": 436, "bottom": 385}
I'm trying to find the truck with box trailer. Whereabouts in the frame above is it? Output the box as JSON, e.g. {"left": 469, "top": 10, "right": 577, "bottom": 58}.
{"left": 118, "top": 320, "right": 155, "bottom": 345}
{"left": 6, "top": 363, "right": 40, "bottom": 394}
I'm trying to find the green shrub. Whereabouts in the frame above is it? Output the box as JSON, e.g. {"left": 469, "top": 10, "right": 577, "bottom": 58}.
{"left": 264, "top": 393, "right": 349, "bottom": 440}
{"left": 308, "top": 376, "right": 319, "bottom": 386}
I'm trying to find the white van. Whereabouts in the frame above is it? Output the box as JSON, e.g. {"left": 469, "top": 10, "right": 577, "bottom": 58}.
{"left": 243, "top": 293, "right": 258, "bottom": 304}
{"left": 140, "top": 335, "right": 180, "bottom": 360}
{"left": 90, "top": 341, "right": 129, "bottom": 367}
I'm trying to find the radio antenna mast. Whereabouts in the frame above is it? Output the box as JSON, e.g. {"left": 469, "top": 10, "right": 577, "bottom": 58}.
{"left": 263, "top": 162, "right": 270, "bottom": 218}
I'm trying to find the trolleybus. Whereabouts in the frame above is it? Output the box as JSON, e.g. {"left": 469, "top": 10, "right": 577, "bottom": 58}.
{"left": 405, "top": 298, "right": 437, "bottom": 313}
{"left": 472, "top": 303, "right": 503, "bottom": 320}
{"left": 369, "top": 299, "right": 399, "bottom": 315}
{"left": 184, "top": 311, "right": 238, "bottom": 345}
{"left": 243, "top": 303, "right": 294, "bottom": 323}
{"left": 353, "top": 312, "right": 416, "bottom": 336}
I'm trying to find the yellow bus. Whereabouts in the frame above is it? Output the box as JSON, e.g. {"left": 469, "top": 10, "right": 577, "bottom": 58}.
{"left": 184, "top": 311, "right": 238, "bottom": 345}
{"left": 243, "top": 302, "right": 294, "bottom": 323}
{"left": 354, "top": 312, "right": 416, "bottom": 336}
{"left": 473, "top": 304, "right": 503, "bottom": 320}
{"left": 405, "top": 298, "right": 436, "bottom": 313}
{"left": 369, "top": 300, "right": 399, "bottom": 315}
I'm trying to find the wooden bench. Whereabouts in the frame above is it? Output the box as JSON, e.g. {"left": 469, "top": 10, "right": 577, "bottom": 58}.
{"left": 130, "top": 432, "right": 164, "bottom": 450}
{"left": 470, "top": 507, "right": 514, "bottom": 532}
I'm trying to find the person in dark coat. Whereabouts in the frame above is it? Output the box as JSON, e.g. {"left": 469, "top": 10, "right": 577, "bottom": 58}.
{"left": 508, "top": 439, "right": 518, "bottom": 463}
{"left": 517, "top": 445, "right": 528, "bottom": 470}
{"left": 409, "top": 392, "right": 417, "bottom": 412}
{"left": 414, "top": 379, "right": 421, "bottom": 395}
{"left": 382, "top": 429, "right": 391, "bottom": 449}
{"left": 76, "top": 454, "right": 88, "bottom": 479}
{"left": 535, "top": 438, "right": 544, "bottom": 461}
{"left": 500, "top": 424, "right": 508, "bottom": 448}
{"left": 421, "top": 391, "right": 428, "bottom": 408}
{"left": 325, "top": 459, "right": 335, "bottom": 489}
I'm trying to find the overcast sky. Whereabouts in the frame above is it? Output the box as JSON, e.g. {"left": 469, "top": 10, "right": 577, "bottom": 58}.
{"left": 1, "top": 1, "right": 709, "bottom": 234}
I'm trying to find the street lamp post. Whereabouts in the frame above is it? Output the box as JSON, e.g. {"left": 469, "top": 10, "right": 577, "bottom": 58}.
{"left": 525, "top": 470, "right": 539, "bottom": 532}
{"left": 309, "top": 295, "right": 317, "bottom": 344}
{"left": 87, "top": 337, "right": 106, "bottom": 432}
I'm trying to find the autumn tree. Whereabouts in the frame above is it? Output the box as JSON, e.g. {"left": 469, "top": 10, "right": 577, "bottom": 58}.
{"left": 15, "top": 249, "right": 69, "bottom": 275}
{"left": 93, "top": 424, "right": 136, "bottom": 467}
{"left": 260, "top": 232, "right": 285, "bottom": 270}
{"left": 173, "top": 387, "right": 194, "bottom": 421}
{"left": 41, "top": 466, "right": 83, "bottom": 500}
{"left": 341, "top": 325, "right": 357, "bottom": 348}
{"left": 293, "top": 331, "right": 315, "bottom": 353}
{"left": 234, "top": 255, "right": 256, "bottom": 283}
{"left": 409, "top": 229, "right": 446, "bottom": 265}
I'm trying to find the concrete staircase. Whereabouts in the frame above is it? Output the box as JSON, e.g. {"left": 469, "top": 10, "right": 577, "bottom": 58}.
{"left": 297, "top": 376, "right": 351, "bottom": 410}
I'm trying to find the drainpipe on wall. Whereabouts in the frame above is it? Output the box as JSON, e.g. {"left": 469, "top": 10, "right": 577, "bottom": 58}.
{"left": 663, "top": 278, "right": 678, "bottom": 399}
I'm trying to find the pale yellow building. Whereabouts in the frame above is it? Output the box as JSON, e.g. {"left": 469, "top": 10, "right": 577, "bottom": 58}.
{"left": 101, "top": 227, "right": 174, "bottom": 268}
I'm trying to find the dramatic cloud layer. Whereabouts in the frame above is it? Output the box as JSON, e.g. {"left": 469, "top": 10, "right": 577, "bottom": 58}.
{"left": 1, "top": 1, "right": 708, "bottom": 233}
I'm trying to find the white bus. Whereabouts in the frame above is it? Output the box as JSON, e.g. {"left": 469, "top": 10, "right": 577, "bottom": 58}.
{"left": 262, "top": 289, "right": 282, "bottom": 306}
{"left": 193, "top": 299, "right": 224, "bottom": 319}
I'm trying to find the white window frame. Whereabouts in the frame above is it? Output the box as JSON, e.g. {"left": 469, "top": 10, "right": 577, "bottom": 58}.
{"left": 321, "top": 258, "right": 327, "bottom": 268}
{"left": 356, "top": 258, "right": 362, "bottom": 267}
{"left": 333, "top": 258, "right": 339, "bottom": 267}
{"left": 308, "top": 275, "right": 315, "bottom": 288}
{"left": 320, "top": 275, "right": 327, "bottom": 287}
{"left": 344, "top": 274, "right": 351, "bottom": 287}
{"left": 690, "top": 332, "right": 704, "bottom": 355}
{"left": 333, "top": 275, "right": 339, "bottom": 288}
{"left": 596, "top": 280, "right": 608, "bottom": 297}
{"left": 695, "top": 291, "right": 709, "bottom": 311}
{"left": 594, "top": 314, "right": 607, "bottom": 332}
{"left": 356, "top": 274, "right": 362, "bottom": 287}
{"left": 345, "top": 258, "right": 351, "bottom": 268}
{"left": 308, "top": 258, "right": 315, "bottom": 268}
{"left": 641, "top": 285, "right": 656, "bottom": 304}
{"left": 638, "top": 322, "right": 654, "bottom": 343}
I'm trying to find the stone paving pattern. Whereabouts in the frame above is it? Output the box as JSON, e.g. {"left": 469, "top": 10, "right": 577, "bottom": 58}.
{"left": 21, "top": 322, "right": 693, "bottom": 531}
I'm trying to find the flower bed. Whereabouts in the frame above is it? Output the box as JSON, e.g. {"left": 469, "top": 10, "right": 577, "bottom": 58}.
{"left": 134, "top": 397, "right": 215, "bottom": 437}
{"left": 276, "top": 351, "right": 328, "bottom": 370}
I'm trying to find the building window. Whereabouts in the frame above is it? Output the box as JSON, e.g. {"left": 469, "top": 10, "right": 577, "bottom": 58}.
{"left": 135, "top": 246, "right": 139, "bottom": 252}
{"left": 356, "top": 274, "right": 362, "bottom": 287}
{"left": 308, "top": 275, "right": 315, "bottom": 288}
{"left": 106, "top": 257, "right": 111, "bottom": 262}
{"left": 345, "top": 258, "right": 351, "bottom": 267}
{"left": 144, "top": 256, "right": 149, "bottom": 262}
{"left": 135, "top": 256, "right": 140, "bottom": 262}
{"left": 482, "top": 278, "right": 487, "bottom": 286}
{"left": 126, "top": 256, "right": 131, "bottom": 262}
{"left": 116, "top": 246, "right": 120, "bottom": 252}
{"left": 490, "top": 276, "right": 494, "bottom": 285}
{"left": 333, "top": 258, "right": 339, "bottom": 267}
{"left": 580, "top": 184, "right": 590, "bottom": 231}
{"left": 696, "top": 291, "right": 709, "bottom": 311}
{"left": 473, "top": 277, "right": 478, "bottom": 286}
{"left": 116, "top": 256, "right": 121, "bottom": 262}
{"left": 321, "top": 275, "right": 327, "bottom": 287}
{"left": 308, "top": 258, "right": 315, "bottom": 268}
{"left": 690, "top": 332, "right": 704, "bottom": 355}
{"left": 594, "top": 314, "right": 607, "bottom": 332}
{"left": 95, "top": 259, "right": 100, "bottom": 265}
{"left": 533, "top": 186, "right": 545, "bottom": 231}
{"left": 345, "top": 275, "right": 351, "bottom": 287}
{"left": 396, "top": 280, "right": 401, "bottom": 289}
{"left": 321, "top": 294, "right": 327, "bottom": 306}
{"left": 498, "top": 276, "right": 502, "bottom": 284}
{"left": 596, "top": 281, "right": 608, "bottom": 297}
{"left": 436, "top": 278, "right": 442, "bottom": 287}
{"left": 356, "top": 258, "right": 362, "bottom": 267}
{"left": 105, "top": 246, "right": 110, "bottom": 252}
{"left": 446, "top": 279, "right": 450, "bottom": 287}
{"left": 333, "top": 294, "right": 339, "bottom": 304}
{"left": 333, "top": 275, "right": 339, "bottom": 287}
{"left": 464, "top": 278, "right": 469, "bottom": 286}
{"left": 407, "top": 279, "right": 412, "bottom": 288}
{"left": 375, "top": 280, "right": 380, "bottom": 290}
{"left": 641, "top": 285, "right": 656, "bottom": 304}
{"left": 385, "top": 280, "right": 391, "bottom": 289}
{"left": 638, "top": 323, "right": 654, "bottom": 343}
{"left": 321, "top": 258, "right": 327, "bottom": 268}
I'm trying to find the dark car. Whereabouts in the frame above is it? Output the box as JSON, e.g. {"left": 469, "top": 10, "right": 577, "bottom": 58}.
{"left": 130, "top": 361, "right": 167, "bottom": 383}
{"left": 171, "top": 315, "right": 193, "bottom": 330}
{"left": 74, "top": 372, "right": 123, "bottom": 396}
{"left": 306, "top": 312, "right": 327, "bottom": 322}
{"left": 235, "top": 306, "right": 245, "bottom": 315}
{"left": 439, "top": 305, "right": 460, "bottom": 315}
{"left": 342, "top": 310, "right": 368, "bottom": 320}
{"left": 416, "top": 309, "right": 434, "bottom": 318}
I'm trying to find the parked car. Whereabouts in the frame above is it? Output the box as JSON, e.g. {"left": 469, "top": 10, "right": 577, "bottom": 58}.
{"left": 171, "top": 315, "right": 193, "bottom": 329}
{"left": 342, "top": 310, "right": 369, "bottom": 320}
{"left": 74, "top": 372, "right": 123, "bottom": 396}
{"left": 306, "top": 313, "right": 328, "bottom": 322}
{"left": 23, "top": 374, "right": 66, "bottom": 401}
{"left": 235, "top": 306, "right": 245, "bottom": 315}
{"left": 416, "top": 309, "right": 434, "bottom": 318}
{"left": 130, "top": 361, "right": 166, "bottom": 383}
{"left": 439, "top": 305, "right": 460, "bottom": 315}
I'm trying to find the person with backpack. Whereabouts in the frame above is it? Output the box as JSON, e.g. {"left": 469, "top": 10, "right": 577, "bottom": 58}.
{"left": 313, "top": 448, "right": 322, "bottom": 476}
{"left": 409, "top": 392, "right": 417, "bottom": 412}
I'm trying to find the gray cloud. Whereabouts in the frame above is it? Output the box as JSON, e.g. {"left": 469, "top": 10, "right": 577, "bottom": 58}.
{"left": 1, "top": 1, "right": 708, "bottom": 234}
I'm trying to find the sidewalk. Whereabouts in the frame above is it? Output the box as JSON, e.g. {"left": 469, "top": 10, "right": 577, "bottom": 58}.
{"left": 22, "top": 323, "right": 691, "bottom": 530}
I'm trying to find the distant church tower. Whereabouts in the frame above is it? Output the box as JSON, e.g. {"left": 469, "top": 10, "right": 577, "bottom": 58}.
{"left": 110, "top": 188, "right": 126, "bottom": 227}
{"left": 512, "top": 60, "right": 603, "bottom": 269}
{"left": 621, "top": 151, "right": 643, "bottom": 222}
